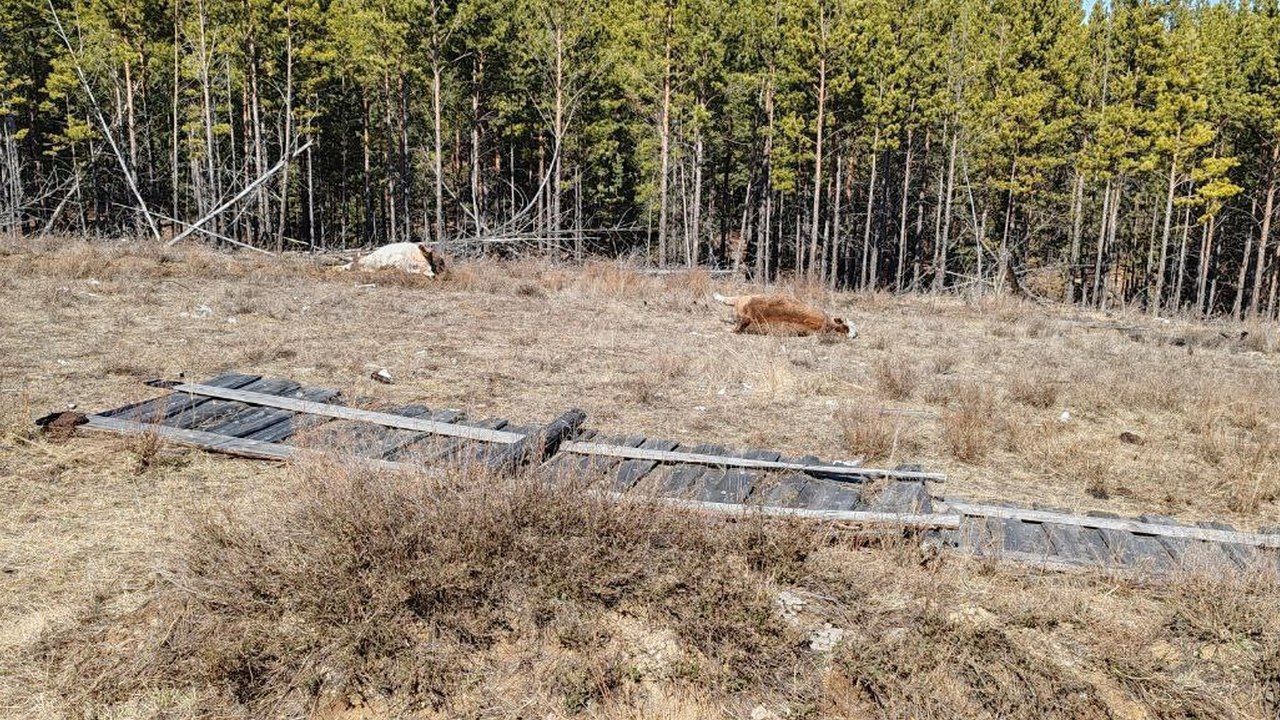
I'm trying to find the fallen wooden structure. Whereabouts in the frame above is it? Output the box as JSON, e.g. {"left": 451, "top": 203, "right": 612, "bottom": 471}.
{"left": 66, "top": 372, "right": 1280, "bottom": 577}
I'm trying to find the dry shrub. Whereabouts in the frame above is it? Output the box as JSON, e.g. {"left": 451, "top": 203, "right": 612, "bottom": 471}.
{"left": 661, "top": 267, "right": 712, "bottom": 300}
{"left": 41, "top": 464, "right": 811, "bottom": 717}
{"left": 928, "top": 352, "right": 958, "bottom": 376}
{"left": 1167, "top": 566, "right": 1280, "bottom": 642}
{"left": 578, "top": 261, "right": 655, "bottom": 299}
{"left": 1218, "top": 433, "right": 1280, "bottom": 513}
{"left": 1240, "top": 324, "right": 1277, "bottom": 354}
{"left": 872, "top": 358, "right": 919, "bottom": 401}
{"left": 836, "top": 408, "right": 921, "bottom": 462}
{"left": 837, "top": 407, "right": 894, "bottom": 461}
{"left": 941, "top": 383, "right": 997, "bottom": 463}
{"left": 1007, "top": 371, "right": 1059, "bottom": 409}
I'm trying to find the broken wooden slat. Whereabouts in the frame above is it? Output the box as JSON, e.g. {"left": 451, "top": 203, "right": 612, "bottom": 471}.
{"left": 101, "top": 372, "right": 260, "bottom": 422}
{"left": 945, "top": 501, "right": 1280, "bottom": 549}
{"left": 86, "top": 414, "right": 295, "bottom": 460}
{"left": 481, "top": 409, "right": 587, "bottom": 473}
{"left": 168, "top": 378, "right": 301, "bottom": 430}
{"left": 600, "top": 490, "right": 962, "bottom": 527}
{"left": 245, "top": 393, "right": 349, "bottom": 443}
{"left": 206, "top": 385, "right": 339, "bottom": 438}
{"left": 162, "top": 382, "right": 527, "bottom": 444}
{"left": 612, "top": 438, "right": 680, "bottom": 491}
{"left": 381, "top": 409, "right": 466, "bottom": 460}
{"left": 559, "top": 441, "right": 945, "bottom": 482}
{"left": 654, "top": 443, "right": 723, "bottom": 496}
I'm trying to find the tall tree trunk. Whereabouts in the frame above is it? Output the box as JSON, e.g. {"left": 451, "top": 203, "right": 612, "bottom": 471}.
{"left": 471, "top": 53, "right": 484, "bottom": 236}
{"left": 277, "top": 4, "right": 294, "bottom": 249}
{"left": 1067, "top": 171, "right": 1084, "bottom": 302}
{"left": 860, "top": 127, "right": 880, "bottom": 288}
{"left": 691, "top": 122, "right": 704, "bottom": 267}
{"left": 1152, "top": 158, "right": 1176, "bottom": 314}
{"left": 1091, "top": 178, "right": 1112, "bottom": 306}
{"left": 934, "top": 131, "right": 957, "bottom": 292}
{"left": 656, "top": 8, "right": 673, "bottom": 267}
{"left": 895, "top": 128, "right": 913, "bottom": 291}
{"left": 830, "top": 153, "right": 842, "bottom": 288}
{"left": 1233, "top": 197, "right": 1257, "bottom": 320}
{"left": 551, "top": 25, "right": 564, "bottom": 242}
{"left": 431, "top": 62, "right": 445, "bottom": 242}
{"left": 808, "top": 55, "right": 826, "bottom": 280}
{"left": 1249, "top": 145, "right": 1278, "bottom": 317}
{"left": 1195, "top": 216, "right": 1215, "bottom": 315}
{"left": 1173, "top": 198, "right": 1192, "bottom": 311}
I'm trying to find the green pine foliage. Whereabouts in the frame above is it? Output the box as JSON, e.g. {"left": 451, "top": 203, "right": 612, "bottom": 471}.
{"left": 6, "top": 0, "right": 1280, "bottom": 316}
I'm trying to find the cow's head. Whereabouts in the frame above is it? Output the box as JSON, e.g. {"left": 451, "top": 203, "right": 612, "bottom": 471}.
{"left": 827, "top": 317, "right": 858, "bottom": 339}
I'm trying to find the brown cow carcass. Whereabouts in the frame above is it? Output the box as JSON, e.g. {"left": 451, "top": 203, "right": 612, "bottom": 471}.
{"left": 713, "top": 293, "right": 857, "bottom": 338}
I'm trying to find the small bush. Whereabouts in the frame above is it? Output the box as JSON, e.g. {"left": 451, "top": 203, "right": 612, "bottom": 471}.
{"left": 43, "top": 464, "right": 812, "bottom": 716}
{"left": 1007, "top": 372, "right": 1059, "bottom": 409}
{"left": 836, "top": 407, "right": 921, "bottom": 462}
{"left": 872, "top": 358, "right": 919, "bottom": 401}
{"left": 941, "top": 383, "right": 997, "bottom": 463}
{"left": 928, "top": 352, "right": 958, "bottom": 375}
{"left": 837, "top": 407, "right": 895, "bottom": 461}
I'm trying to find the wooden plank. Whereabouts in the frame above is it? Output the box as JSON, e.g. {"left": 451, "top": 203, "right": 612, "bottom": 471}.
{"left": 544, "top": 434, "right": 647, "bottom": 482}
{"left": 558, "top": 441, "right": 946, "bottom": 482}
{"left": 100, "top": 372, "right": 260, "bottom": 421}
{"left": 206, "top": 385, "right": 338, "bottom": 438}
{"left": 600, "top": 490, "right": 961, "bottom": 527}
{"left": 164, "top": 382, "right": 527, "bottom": 444}
{"left": 85, "top": 414, "right": 295, "bottom": 460}
{"left": 405, "top": 417, "right": 512, "bottom": 464}
{"left": 945, "top": 501, "right": 1280, "bottom": 549}
{"left": 655, "top": 443, "right": 723, "bottom": 495}
{"left": 79, "top": 417, "right": 959, "bottom": 530}
{"left": 244, "top": 391, "right": 348, "bottom": 443}
{"left": 304, "top": 405, "right": 433, "bottom": 458}
{"left": 613, "top": 438, "right": 680, "bottom": 491}
{"left": 85, "top": 415, "right": 427, "bottom": 475}
{"left": 382, "top": 409, "right": 465, "bottom": 460}
{"left": 168, "top": 378, "right": 301, "bottom": 430}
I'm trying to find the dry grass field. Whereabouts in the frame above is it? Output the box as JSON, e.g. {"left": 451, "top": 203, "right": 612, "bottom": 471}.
{"left": 2, "top": 239, "right": 1280, "bottom": 718}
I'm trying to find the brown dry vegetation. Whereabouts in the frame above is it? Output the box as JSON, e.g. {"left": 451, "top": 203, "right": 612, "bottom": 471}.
{"left": 4, "top": 239, "right": 1280, "bottom": 718}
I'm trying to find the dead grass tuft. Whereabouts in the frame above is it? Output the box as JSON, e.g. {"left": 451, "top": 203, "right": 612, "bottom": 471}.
{"left": 872, "top": 358, "right": 919, "bottom": 401}
{"left": 836, "top": 407, "right": 921, "bottom": 462}
{"left": 39, "top": 463, "right": 812, "bottom": 717}
{"left": 941, "top": 383, "right": 997, "bottom": 463}
{"left": 1007, "top": 371, "right": 1059, "bottom": 409}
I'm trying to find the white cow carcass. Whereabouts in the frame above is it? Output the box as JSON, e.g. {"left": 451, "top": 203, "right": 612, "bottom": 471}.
{"left": 346, "top": 242, "right": 446, "bottom": 277}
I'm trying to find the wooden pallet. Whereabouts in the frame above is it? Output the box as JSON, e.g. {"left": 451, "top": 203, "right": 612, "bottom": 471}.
{"left": 72, "top": 372, "right": 1280, "bottom": 576}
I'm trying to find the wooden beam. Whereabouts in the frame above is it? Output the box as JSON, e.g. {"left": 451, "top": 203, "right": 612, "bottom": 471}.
{"left": 599, "top": 491, "right": 961, "bottom": 527}
{"left": 559, "top": 441, "right": 946, "bottom": 482}
{"left": 944, "top": 501, "right": 1280, "bottom": 549}
{"left": 160, "top": 383, "right": 527, "bottom": 444}
{"left": 84, "top": 415, "right": 409, "bottom": 473}
{"left": 83, "top": 416, "right": 958, "bottom": 529}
